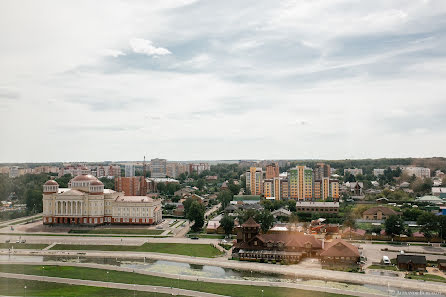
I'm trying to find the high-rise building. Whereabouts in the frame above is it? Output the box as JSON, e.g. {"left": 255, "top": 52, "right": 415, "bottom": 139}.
{"left": 280, "top": 179, "right": 289, "bottom": 199}
{"left": 266, "top": 163, "right": 280, "bottom": 179}
{"left": 344, "top": 168, "right": 363, "bottom": 176}
{"left": 314, "top": 163, "right": 331, "bottom": 180}
{"left": 115, "top": 176, "right": 148, "bottom": 196}
{"left": 246, "top": 167, "right": 263, "bottom": 195}
{"left": 273, "top": 177, "right": 281, "bottom": 200}
{"left": 263, "top": 179, "right": 273, "bottom": 198}
{"left": 9, "top": 166, "right": 19, "bottom": 178}
{"left": 288, "top": 166, "right": 313, "bottom": 200}
{"left": 150, "top": 159, "right": 167, "bottom": 178}
{"left": 124, "top": 164, "right": 135, "bottom": 177}
{"left": 329, "top": 180, "right": 340, "bottom": 200}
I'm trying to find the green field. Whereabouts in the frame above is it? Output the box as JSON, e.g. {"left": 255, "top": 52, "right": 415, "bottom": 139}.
{"left": 0, "top": 265, "right": 351, "bottom": 297}
{"left": 0, "top": 243, "right": 48, "bottom": 250}
{"left": 406, "top": 273, "right": 446, "bottom": 283}
{"left": 69, "top": 229, "right": 164, "bottom": 235}
{"left": 0, "top": 277, "right": 181, "bottom": 297}
{"left": 50, "top": 242, "right": 223, "bottom": 258}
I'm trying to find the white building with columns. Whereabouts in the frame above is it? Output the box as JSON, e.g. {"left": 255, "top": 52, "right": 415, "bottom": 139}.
{"left": 42, "top": 173, "right": 162, "bottom": 225}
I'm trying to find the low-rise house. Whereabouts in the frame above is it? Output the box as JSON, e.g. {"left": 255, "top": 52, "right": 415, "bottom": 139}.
{"left": 174, "top": 187, "right": 195, "bottom": 198}
{"left": 342, "top": 227, "right": 366, "bottom": 238}
{"left": 320, "top": 239, "right": 360, "bottom": 264}
{"left": 271, "top": 208, "right": 292, "bottom": 218}
{"left": 233, "top": 218, "right": 323, "bottom": 264}
{"left": 206, "top": 214, "right": 224, "bottom": 234}
{"left": 295, "top": 202, "right": 339, "bottom": 214}
{"left": 432, "top": 187, "right": 446, "bottom": 199}
{"left": 438, "top": 259, "right": 446, "bottom": 271}
{"left": 205, "top": 176, "right": 218, "bottom": 182}
{"left": 416, "top": 195, "right": 444, "bottom": 205}
{"left": 362, "top": 206, "right": 399, "bottom": 220}
{"left": 397, "top": 255, "right": 426, "bottom": 271}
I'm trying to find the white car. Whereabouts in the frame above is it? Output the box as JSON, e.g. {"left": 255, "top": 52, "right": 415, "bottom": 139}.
{"left": 382, "top": 256, "right": 391, "bottom": 265}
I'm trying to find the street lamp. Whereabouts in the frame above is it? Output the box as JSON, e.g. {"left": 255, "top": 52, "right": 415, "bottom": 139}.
{"left": 106, "top": 271, "right": 109, "bottom": 282}
{"left": 261, "top": 289, "right": 264, "bottom": 297}
{"left": 42, "top": 266, "right": 44, "bottom": 277}
{"left": 24, "top": 285, "right": 27, "bottom": 297}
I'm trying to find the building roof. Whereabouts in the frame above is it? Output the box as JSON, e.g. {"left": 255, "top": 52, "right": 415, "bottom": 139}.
{"left": 397, "top": 254, "right": 426, "bottom": 265}
{"left": 320, "top": 239, "right": 360, "bottom": 258}
{"left": 255, "top": 233, "right": 323, "bottom": 249}
{"left": 296, "top": 201, "right": 339, "bottom": 207}
{"left": 342, "top": 227, "right": 366, "bottom": 236}
{"left": 416, "top": 195, "right": 444, "bottom": 203}
{"left": 59, "top": 189, "right": 85, "bottom": 196}
{"left": 363, "top": 206, "right": 398, "bottom": 216}
{"left": 114, "top": 196, "right": 155, "bottom": 203}
{"left": 233, "top": 195, "right": 261, "bottom": 201}
{"left": 71, "top": 174, "right": 98, "bottom": 182}
{"left": 90, "top": 180, "right": 103, "bottom": 186}
{"left": 271, "top": 208, "right": 292, "bottom": 217}
{"left": 44, "top": 180, "right": 59, "bottom": 186}
{"left": 242, "top": 217, "right": 260, "bottom": 228}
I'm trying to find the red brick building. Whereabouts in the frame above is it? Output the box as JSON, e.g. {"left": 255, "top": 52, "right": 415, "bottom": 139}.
{"left": 115, "top": 176, "right": 147, "bottom": 196}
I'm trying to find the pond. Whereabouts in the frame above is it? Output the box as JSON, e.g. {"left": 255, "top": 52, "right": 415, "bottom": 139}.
{"left": 0, "top": 255, "right": 444, "bottom": 297}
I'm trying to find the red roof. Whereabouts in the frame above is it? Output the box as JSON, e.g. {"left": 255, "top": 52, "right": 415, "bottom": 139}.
{"left": 71, "top": 174, "right": 98, "bottom": 182}
{"left": 44, "top": 180, "right": 59, "bottom": 186}
{"left": 242, "top": 217, "right": 260, "bottom": 228}
{"left": 320, "top": 239, "right": 360, "bottom": 258}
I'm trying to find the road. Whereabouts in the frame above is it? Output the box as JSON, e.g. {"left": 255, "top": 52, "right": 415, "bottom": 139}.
{"left": 0, "top": 213, "right": 43, "bottom": 228}
{"left": 0, "top": 272, "right": 226, "bottom": 297}
{"left": 2, "top": 249, "right": 446, "bottom": 295}
{"left": 0, "top": 262, "right": 386, "bottom": 297}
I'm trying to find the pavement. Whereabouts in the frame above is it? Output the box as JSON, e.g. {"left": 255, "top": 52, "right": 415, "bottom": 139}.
{"left": 2, "top": 249, "right": 446, "bottom": 295}
{"left": 0, "top": 261, "right": 386, "bottom": 297}
{"left": 0, "top": 271, "right": 226, "bottom": 297}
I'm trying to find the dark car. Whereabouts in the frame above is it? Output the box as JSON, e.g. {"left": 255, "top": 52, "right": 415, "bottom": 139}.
{"left": 190, "top": 236, "right": 199, "bottom": 240}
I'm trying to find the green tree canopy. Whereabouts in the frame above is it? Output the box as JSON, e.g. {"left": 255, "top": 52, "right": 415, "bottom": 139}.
{"left": 219, "top": 214, "right": 235, "bottom": 236}
{"left": 385, "top": 215, "right": 405, "bottom": 237}
{"left": 187, "top": 201, "right": 205, "bottom": 232}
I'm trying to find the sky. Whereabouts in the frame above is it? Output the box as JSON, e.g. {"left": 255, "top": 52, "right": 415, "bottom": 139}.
{"left": 1, "top": 0, "right": 446, "bottom": 163}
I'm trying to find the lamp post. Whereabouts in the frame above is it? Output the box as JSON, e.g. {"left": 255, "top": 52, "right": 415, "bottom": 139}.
{"left": 106, "top": 271, "right": 109, "bottom": 283}
{"left": 24, "top": 285, "right": 27, "bottom": 297}
{"left": 42, "top": 266, "right": 44, "bottom": 277}
{"left": 261, "top": 289, "right": 264, "bottom": 297}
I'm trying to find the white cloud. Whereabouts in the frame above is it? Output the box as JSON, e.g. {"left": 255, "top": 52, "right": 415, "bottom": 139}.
{"left": 101, "top": 49, "right": 126, "bottom": 58}
{"left": 129, "top": 38, "right": 171, "bottom": 56}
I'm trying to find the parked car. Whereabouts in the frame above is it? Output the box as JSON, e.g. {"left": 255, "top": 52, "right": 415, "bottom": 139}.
{"left": 190, "top": 236, "right": 199, "bottom": 240}
{"left": 20, "top": 239, "right": 26, "bottom": 243}
{"left": 15, "top": 239, "right": 20, "bottom": 243}
{"left": 5, "top": 240, "right": 10, "bottom": 243}
{"left": 382, "top": 256, "right": 391, "bottom": 265}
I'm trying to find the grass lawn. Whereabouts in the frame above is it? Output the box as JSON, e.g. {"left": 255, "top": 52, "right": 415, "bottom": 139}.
{"left": 50, "top": 242, "right": 223, "bottom": 258}
{"left": 0, "top": 243, "right": 48, "bottom": 250}
{"left": 406, "top": 273, "right": 446, "bottom": 283}
{"left": 0, "top": 277, "right": 180, "bottom": 297}
{"left": 69, "top": 229, "right": 164, "bottom": 235}
{"left": 367, "top": 265, "right": 398, "bottom": 271}
{"left": 0, "top": 265, "right": 351, "bottom": 297}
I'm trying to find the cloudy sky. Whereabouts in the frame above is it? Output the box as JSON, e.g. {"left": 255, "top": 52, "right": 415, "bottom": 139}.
{"left": 1, "top": 0, "right": 446, "bottom": 163}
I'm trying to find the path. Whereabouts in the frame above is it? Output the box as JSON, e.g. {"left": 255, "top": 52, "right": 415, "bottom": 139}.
{"left": 0, "top": 213, "right": 43, "bottom": 228}
{"left": 1, "top": 250, "right": 446, "bottom": 295}
{"left": 0, "top": 262, "right": 384, "bottom": 297}
{"left": 0, "top": 272, "right": 226, "bottom": 297}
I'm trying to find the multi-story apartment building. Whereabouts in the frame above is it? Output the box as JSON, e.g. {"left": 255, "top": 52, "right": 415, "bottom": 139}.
{"left": 280, "top": 179, "right": 289, "bottom": 199}
{"left": 273, "top": 177, "right": 281, "bottom": 200}
{"left": 124, "top": 164, "right": 135, "bottom": 177}
{"left": 58, "top": 165, "right": 91, "bottom": 177}
{"left": 314, "top": 163, "right": 331, "bottom": 180}
{"left": 288, "top": 166, "right": 313, "bottom": 200}
{"left": 373, "top": 168, "right": 386, "bottom": 176}
{"left": 246, "top": 167, "right": 263, "bottom": 195}
{"left": 150, "top": 158, "right": 167, "bottom": 178}
{"left": 344, "top": 168, "right": 363, "bottom": 176}
{"left": 188, "top": 163, "right": 210, "bottom": 175}
{"left": 402, "top": 167, "right": 431, "bottom": 179}
{"left": 115, "top": 176, "right": 147, "bottom": 196}
{"left": 265, "top": 163, "right": 280, "bottom": 179}
{"left": 263, "top": 179, "right": 273, "bottom": 198}
{"left": 9, "top": 166, "right": 19, "bottom": 178}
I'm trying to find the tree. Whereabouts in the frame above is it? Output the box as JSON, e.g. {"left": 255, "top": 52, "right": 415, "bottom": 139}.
{"left": 402, "top": 208, "right": 424, "bottom": 221}
{"left": 227, "top": 180, "right": 241, "bottom": 196}
{"left": 220, "top": 214, "right": 234, "bottom": 236}
{"left": 343, "top": 213, "right": 357, "bottom": 239}
{"left": 25, "top": 189, "right": 42, "bottom": 213}
{"left": 438, "top": 216, "right": 446, "bottom": 241}
{"left": 385, "top": 215, "right": 405, "bottom": 237}
{"left": 187, "top": 201, "right": 205, "bottom": 232}
{"left": 287, "top": 200, "right": 296, "bottom": 212}
{"left": 157, "top": 183, "right": 166, "bottom": 194}
{"left": 217, "top": 190, "right": 233, "bottom": 208}
{"left": 196, "top": 179, "right": 205, "bottom": 190}
{"left": 417, "top": 212, "right": 438, "bottom": 241}
{"left": 255, "top": 210, "right": 274, "bottom": 233}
